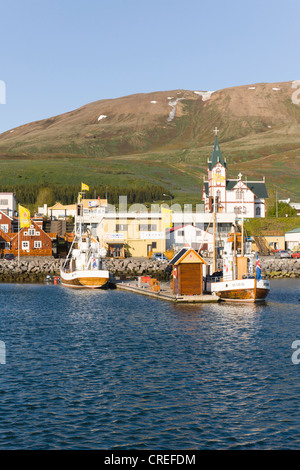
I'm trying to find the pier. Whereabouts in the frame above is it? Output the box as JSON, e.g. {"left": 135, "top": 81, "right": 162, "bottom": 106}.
{"left": 116, "top": 280, "right": 219, "bottom": 303}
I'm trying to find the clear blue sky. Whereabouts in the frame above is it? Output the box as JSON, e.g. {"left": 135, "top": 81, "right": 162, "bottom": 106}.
{"left": 0, "top": 0, "right": 299, "bottom": 133}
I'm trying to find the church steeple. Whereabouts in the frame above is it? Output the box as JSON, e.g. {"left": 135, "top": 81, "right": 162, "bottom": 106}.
{"left": 209, "top": 127, "right": 226, "bottom": 170}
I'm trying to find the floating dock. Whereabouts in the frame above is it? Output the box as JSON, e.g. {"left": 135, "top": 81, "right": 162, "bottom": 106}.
{"left": 116, "top": 280, "right": 219, "bottom": 303}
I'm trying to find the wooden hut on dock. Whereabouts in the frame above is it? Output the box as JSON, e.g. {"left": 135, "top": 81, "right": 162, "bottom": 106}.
{"left": 168, "top": 247, "right": 207, "bottom": 296}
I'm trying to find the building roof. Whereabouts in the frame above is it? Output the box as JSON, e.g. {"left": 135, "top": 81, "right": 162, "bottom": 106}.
{"left": 167, "top": 224, "right": 205, "bottom": 234}
{"left": 168, "top": 247, "right": 189, "bottom": 265}
{"left": 169, "top": 247, "right": 207, "bottom": 266}
{"left": 49, "top": 202, "right": 66, "bottom": 210}
{"left": 203, "top": 179, "right": 268, "bottom": 199}
{"left": 208, "top": 136, "right": 227, "bottom": 170}
{"left": 226, "top": 180, "right": 268, "bottom": 198}
{"left": 285, "top": 227, "right": 300, "bottom": 233}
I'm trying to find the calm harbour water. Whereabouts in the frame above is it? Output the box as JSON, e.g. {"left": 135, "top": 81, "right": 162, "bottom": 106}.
{"left": 0, "top": 279, "right": 299, "bottom": 450}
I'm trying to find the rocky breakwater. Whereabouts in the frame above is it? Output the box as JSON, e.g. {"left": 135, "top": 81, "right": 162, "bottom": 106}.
{"left": 0, "top": 258, "right": 61, "bottom": 283}
{"left": 105, "top": 257, "right": 171, "bottom": 281}
{"left": 106, "top": 256, "right": 300, "bottom": 280}
{"left": 261, "top": 257, "right": 300, "bottom": 278}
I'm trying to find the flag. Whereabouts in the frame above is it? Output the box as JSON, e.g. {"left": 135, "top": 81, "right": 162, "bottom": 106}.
{"left": 19, "top": 205, "right": 31, "bottom": 228}
{"left": 161, "top": 206, "right": 172, "bottom": 228}
{"left": 212, "top": 172, "right": 225, "bottom": 183}
{"left": 81, "top": 182, "right": 89, "bottom": 191}
{"left": 256, "top": 253, "right": 262, "bottom": 281}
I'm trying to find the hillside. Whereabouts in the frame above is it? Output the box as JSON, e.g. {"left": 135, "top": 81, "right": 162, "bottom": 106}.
{"left": 0, "top": 80, "right": 300, "bottom": 203}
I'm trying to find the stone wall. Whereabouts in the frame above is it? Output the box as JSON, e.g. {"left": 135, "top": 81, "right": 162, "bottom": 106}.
{"left": 260, "top": 257, "right": 300, "bottom": 279}
{"left": 0, "top": 256, "right": 298, "bottom": 283}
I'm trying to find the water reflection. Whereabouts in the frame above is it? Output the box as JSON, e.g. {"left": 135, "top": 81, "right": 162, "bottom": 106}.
{"left": 0, "top": 279, "right": 299, "bottom": 450}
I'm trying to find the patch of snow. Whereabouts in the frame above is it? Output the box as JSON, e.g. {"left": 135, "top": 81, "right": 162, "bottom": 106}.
{"left": 267, "top": 125, "right": 272, "bottom": 128}
{"left": 248, "top": 86, "right": 256, "bottom": 90}
{"left": 194, "top": 91, "right": 214, "bottom": 101}
{"left": 10, "top": 129, "right": 14, "bottom": 133}
{"left": 150, "top": 101, "right": 157, "bottom": 104}
{"left": 272, "top": 87, "right": 280, "bottom": 91}
{"left": 98, "top": 115, "right": 107, "bottom": 121}
{"left": 167, "top": 97, "right": 184, "bottom": 122}
{"left": 167, "top": 97, "right": 174, "bottom": 100}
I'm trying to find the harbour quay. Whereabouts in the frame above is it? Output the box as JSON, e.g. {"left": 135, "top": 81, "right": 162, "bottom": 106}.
{"left": 0, "top": 255, "right": 298, "bottom": 284}
{"left": 116, "top": 279, "right": 219, "bottom": 303}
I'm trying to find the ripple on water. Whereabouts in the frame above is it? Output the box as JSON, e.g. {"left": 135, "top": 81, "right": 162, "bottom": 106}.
{"left": 0, "top": 280, "right": 299, "bottom": 449}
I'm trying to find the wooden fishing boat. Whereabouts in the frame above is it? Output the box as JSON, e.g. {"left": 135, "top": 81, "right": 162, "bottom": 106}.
{"left": 60, "top": 234, "right": 110, "bottom": 289}
{"left": 204, "top": 215, "right": 270, "bottom": 303}
{"left": 205, "top": 275, "right": 270, "bottom": 303}
{"left": 60, "top": 190, "right": 110, "bottom": 289}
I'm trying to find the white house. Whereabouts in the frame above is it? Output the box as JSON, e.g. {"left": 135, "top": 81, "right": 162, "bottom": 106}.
{"left": 285, "top": 227, "right": 300, "bottom": 250}
{"left": 202, "top": 130, "right": 268, "bottom": 218}
{"left": 0, "top": 192, "right": 16, "bottom": 217}
{"left": 166, "top": 224, "right": 214, "bottom": 253}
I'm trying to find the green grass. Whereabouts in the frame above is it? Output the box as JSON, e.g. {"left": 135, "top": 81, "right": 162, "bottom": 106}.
{"left": 244, "top": 217, "right": 300, "bottom": 237}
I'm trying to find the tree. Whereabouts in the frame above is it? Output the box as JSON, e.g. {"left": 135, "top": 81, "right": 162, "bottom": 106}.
{"left": 36, "top": 187, "right": 55, "bottom": 208}
{"left": 267, "top": 201, "right": 297, "bottom": 217}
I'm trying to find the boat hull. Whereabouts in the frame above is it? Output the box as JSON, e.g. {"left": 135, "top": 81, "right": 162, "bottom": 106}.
{"left": 205, "top": 278, "right": 270, "bottom": 303}
{"left": 60, "top": 269, "right": 109, "bottom": 289}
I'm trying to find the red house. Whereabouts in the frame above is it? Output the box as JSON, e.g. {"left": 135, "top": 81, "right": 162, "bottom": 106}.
{"left": 2, "top": 219, "right": 53, "bottom": 257}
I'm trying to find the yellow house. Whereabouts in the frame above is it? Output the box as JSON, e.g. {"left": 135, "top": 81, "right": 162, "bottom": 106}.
{"left": 262, "top": 232, "right": 285, "bottom": 251}
{"left": 101, "top": 213, "right": 166, "bottom": 258}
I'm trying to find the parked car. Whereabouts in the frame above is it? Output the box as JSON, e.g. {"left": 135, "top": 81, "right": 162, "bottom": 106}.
{"left": 274, "top": 250, "right": 292, "bottom": 259}
{"left": 291, "top": 251, "right": 300, "bottom": 259}
{"left": 3, "top": 253, "right": 15, "bottom": 260}
{"left": 151, "top": 252, "right": 168, "bottom": 261}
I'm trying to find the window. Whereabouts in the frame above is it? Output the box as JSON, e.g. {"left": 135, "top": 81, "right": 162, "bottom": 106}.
{"left": 22, "top": 241, "right": 29, "bottom": 250}
{"left": 116, "top": 224, "right": 127, "bottom": 231}
{"left": 0, "top": 199, "right": 8, "bottom": 206}
{"left": 178, "top": 230, "right": 184, "bottom": 237}
{"left": 34, "top": 241, "right": 42, "bottom": 248}
{"left": 28, "top": 229, "right": 35, "bottom": 236}
{"left": 0, "top": 224, "right": 8, "bottom": 233}
{"left": 234, "top": 206, "right": 246, "bottom": 215}
{"left": 139, "top": 224, "right": 157, "bottom": 231}
{"left": 236, "top": 190, "right": 243, "bottom": 200}
{"left": 256, "top": 206, "right": 261, "bottom": 216}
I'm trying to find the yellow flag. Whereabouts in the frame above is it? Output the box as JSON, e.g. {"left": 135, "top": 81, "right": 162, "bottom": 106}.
{"left": 212, "top": 173, "right": 225, "bottom": 183}
{"left": 81, "top": 182, "right": 89, "bottom": 191}
{"left": 162, "top": 206, "right": 172, "bottom": 228}
{"left": 19, "top": 205, "right": 31, "bottom": 228}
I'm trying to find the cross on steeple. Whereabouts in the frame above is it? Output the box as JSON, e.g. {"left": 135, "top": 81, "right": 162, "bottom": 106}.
{"left": 213, "top": 127, "right": 219, "bottom": 136}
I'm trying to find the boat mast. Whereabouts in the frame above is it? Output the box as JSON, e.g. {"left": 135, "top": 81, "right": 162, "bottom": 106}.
{"left": 233, "top": 223, "right": 237, "bottom": 280}
{"left": 212, "top": 207, "right": 216, "bottom": 273}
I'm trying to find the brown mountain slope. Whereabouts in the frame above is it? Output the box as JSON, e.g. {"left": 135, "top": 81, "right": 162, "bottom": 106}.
{"left": 0, "top": 80, "right": 299, "bottom": 200}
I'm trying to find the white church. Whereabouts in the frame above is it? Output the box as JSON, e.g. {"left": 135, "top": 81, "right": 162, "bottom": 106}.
{"left": 202, "top": 129, "right": 268, "bottom": 218}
